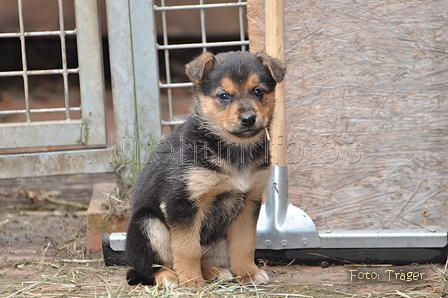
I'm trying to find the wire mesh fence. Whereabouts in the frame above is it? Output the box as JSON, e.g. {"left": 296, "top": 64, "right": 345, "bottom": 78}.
{"left": 0, "top": 0, "right": 80, "bottom": 124}
{"left": 154, "top": 0, "right": 249, "bottom": 131}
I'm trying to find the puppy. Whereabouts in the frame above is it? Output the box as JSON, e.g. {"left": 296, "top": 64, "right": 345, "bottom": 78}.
{"left": 125, "top": 51, "right": 285, "bottom": 288}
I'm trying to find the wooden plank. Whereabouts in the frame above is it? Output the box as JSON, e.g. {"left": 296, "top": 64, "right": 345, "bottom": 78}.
{"left": 0, "top": 172, "right": 116, "bottom": 205}
{"left": 0, "top": 121, "right": 85, "bottom": 149}
{"left": 0, "top": 149, "right": 114, "bottom": 179}
{"left": 265, "top": 0, "right": 287, "bottom": 166}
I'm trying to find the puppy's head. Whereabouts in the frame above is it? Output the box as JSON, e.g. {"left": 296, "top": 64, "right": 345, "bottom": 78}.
{"left": 186, "top": 51, "right": 286, "bottom": 144}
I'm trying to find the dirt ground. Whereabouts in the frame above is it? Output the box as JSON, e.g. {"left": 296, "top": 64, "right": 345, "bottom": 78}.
{"left": 0, "top": 188, "right": 447, "bottom": 297}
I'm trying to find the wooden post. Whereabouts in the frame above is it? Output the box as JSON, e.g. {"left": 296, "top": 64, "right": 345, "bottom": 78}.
{"left": 265, "top": 0, "right": 287, "bottom": 166}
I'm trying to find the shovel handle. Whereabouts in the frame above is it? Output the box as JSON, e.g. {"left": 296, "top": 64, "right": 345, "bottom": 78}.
{"left": 265, "top": 0, "right": 287, "bottom": 166}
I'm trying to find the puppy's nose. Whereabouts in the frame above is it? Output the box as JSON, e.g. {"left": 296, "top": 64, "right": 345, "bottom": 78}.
{"left": 240, "top": 113, "right": 256, "bottom": 127}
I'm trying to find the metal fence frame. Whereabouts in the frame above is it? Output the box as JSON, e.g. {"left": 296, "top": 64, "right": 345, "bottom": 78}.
{"left": 0, "top": 0, "right": 113, "bottom": 179}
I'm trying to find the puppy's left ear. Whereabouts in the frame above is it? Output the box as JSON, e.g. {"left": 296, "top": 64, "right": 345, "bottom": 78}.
{"left": 256, "top": 52, "right": 286, "bottom": 83}
{"left": 186, "top": 52, "right": 214, "bottom": 85}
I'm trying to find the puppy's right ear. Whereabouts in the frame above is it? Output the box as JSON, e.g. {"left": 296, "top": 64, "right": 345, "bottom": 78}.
{"left": 186, "top": 52, "right": 214, "bottom": 85}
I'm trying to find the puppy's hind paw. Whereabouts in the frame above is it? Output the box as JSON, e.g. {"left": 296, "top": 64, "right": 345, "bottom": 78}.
{"left": 126, "top": 269, "right": 153, "bottom": 286}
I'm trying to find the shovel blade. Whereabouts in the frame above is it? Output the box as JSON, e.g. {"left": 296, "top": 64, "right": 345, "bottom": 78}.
{"left": 256, "top": 166, "right": 321, "bottom": 250}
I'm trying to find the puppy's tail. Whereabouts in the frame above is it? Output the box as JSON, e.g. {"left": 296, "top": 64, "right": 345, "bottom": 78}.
{"left": 126, "top": 268, "right": 154, "bottom": 286}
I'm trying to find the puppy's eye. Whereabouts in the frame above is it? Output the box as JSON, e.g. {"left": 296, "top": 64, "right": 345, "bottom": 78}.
{"left": 253, "top": 88, "right": 264, "bottom": 98}
{"left": 218, "top": 92, "right": 230, "bottom": 102}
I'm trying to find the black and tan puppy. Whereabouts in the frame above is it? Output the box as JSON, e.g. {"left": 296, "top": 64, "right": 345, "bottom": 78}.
{"left": 125, "top": 51, "right": 285, "bottom": 288}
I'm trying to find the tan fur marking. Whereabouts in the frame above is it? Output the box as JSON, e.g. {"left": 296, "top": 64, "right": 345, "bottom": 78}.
{"left": 221, "top": 102, "right": 241, "bottom": 135}
{"left": 221, "top": 77, "right": 237, "bottom": 95}
{"left": 187, "top": 167, "right": 256, "bottom": 200}
{"left": 255, "top": 92, "right": 276, "bottom": 119}
{"left": 227, "top": 169, "right": 270, "bottom": 283}
{"left": 200, "top": 95, "right": 220, "bottom": 116}
{"left": 245, "top": 73, "right": 260, "bottom": 92}
{"left": 227, "top": 199, "right": 259, "bottom": 280}
{"left": 143, "top": 218, "right": 173, "bottom": 268}
{"left": 199, "top": 95, "right": 233, "bottom": 141}
{"left": 249, "top": 168, "right": 271, "bottom": 193}
{"left": 170, "top": 218, "right": 206, "bottom": 287}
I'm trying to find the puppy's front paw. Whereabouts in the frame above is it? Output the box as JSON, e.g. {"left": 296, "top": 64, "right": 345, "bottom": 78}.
{"left": 202, "top": 266, "right": 233, "bottom": 281}
{"left": 237, "top": 269, "right": 270, "bottom": 285}
{"left": 178, "top": 276, "right": 206, "bottom": 288}
{"left": 154, "top": 269, "right": 178, "bottom": 289}
{"left": 155, "top": 269, "right": 206, "bottom": 288}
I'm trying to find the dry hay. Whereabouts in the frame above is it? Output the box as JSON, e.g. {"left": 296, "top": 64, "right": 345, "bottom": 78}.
{"left": 1, "top": 260, "right": 447, "bottom": 297}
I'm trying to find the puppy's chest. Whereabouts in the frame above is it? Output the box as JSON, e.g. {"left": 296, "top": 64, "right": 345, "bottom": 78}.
{"left": 199, "top": 191, "right": 245, "bottom": 245}
{"left": 187, "top": 166, "right": 255, "bottom": 200}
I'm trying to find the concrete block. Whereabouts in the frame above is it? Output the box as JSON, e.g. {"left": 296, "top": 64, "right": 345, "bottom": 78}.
{"left": 86, "top": 183, "right": 127, "bottom": 255}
